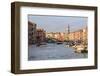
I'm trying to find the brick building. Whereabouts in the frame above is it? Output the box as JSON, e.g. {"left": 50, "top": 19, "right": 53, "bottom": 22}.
{"left": 46, "top": 32, "right": 66, "bottom": 41}
{"left": 36, "top": 29, "right": 46, "bottom": 42}
{"left": 69, "top": 27, "right": 87, "bottom": 42}
{"left": 28, "top": 21, "right": 37, "bottom": 45}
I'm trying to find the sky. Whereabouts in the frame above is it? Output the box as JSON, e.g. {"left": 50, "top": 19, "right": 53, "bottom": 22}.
{"left": 28, "top": 15, "right": 87, "bottom": 32}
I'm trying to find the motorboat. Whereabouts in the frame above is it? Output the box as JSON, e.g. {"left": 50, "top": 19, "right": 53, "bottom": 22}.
{"left": 74, "top": 45, "right": 87, "bottom": 53}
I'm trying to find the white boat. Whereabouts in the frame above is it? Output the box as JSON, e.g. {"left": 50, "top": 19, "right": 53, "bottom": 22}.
{"left": 74, "top": 45, "right": 87, "bottom": 53}
{"left": 65, "top": 45, "right": 70, "bottom": 47}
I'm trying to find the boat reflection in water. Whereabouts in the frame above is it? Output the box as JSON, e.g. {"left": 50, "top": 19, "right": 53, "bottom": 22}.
{"left": 28, "top": 41, "right": 88, "bottom": 60}
{"left": 72, "top": 45, "right": 88, "bottom": 53}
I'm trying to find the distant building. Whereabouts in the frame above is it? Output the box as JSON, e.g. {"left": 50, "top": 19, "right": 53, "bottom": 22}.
{"left": 54, "top": 32, "right": 64, "bottom": 41}
{"left": 46, "top": 32, "right": 66, "bottom": 41}
{"left": 46, "top": 32, "right": 55, "bottom": 38}
{"left": 36, "top": 29, "right": 46, "bottom": 42}
{"left": 28, "top": 21, "right": 36, "bottom": 45}
{"left": 74, "top": 29, "right": 83, "bottom": 41}
{"left": 82, "top": 27, "right": 88, "bottom": 45}
{"left": 69, "top": 27, "right": 87, "bottom": 43}
{"left": 60, "top": 32, "right": 66, "bottom": 41}
{"left": 69, "top": 32, "right": 75, "bottom": 41}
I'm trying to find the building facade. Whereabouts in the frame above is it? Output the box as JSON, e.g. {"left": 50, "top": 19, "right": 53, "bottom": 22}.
{"left": 28, "top": 21, "right": 37, "bottom": 45}
{"left": 74, "top": 29, "right": 83, "bottom": 41}
{"left": 82, "top": 27, "right": 88, "bottom": 45}
{"left": 36, "top": 29, "right": 46, "bottom": 42}
{"left": 46, "top": 27, "right": 87, "bottom": 42}
{"left": 46, "top": 32, "right": 66, "bottom": 41}
{"left": 68, "top": 27, "right": 87, "bottom": 43}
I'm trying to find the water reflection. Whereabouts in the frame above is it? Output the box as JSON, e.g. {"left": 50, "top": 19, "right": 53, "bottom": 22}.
{"left": 28, "top": 43, "right": 88, "bottom": 60}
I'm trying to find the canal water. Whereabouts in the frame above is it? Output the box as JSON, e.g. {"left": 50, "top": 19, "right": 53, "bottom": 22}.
{"left": 28, "top": 43, "right": 88, "bottom": 60}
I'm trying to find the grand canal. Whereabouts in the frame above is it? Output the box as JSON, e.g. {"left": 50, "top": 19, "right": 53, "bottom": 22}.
{"left": 28, "top": 43, "right": 87, "bottom": 60}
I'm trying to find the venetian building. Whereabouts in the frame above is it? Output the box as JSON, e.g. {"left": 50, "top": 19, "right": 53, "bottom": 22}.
{"left": 46, "top": 32, "right": 55, "bottom": 39}
{"left": 28, "top": 21, "right": 37, "bottom": 45}
{"left": 36, "top": 29, "right": 46, "bottom": 42}
{"left": 60, "top": 32, "right": 66, "bottom": 41}
{"left": 82, "top": 27, "right": 88, "bottom": 45}
{"left": 74, "top": 29, "right": 83, "bottom": 41}
{"left": 69, "top": 32, "right": 75, "bottom": 41}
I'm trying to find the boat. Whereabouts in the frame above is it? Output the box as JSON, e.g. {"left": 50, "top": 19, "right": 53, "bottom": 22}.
{"left": 74, "top": 45, "right": 87, "bottom": 53}
{"left": 56, "top": 41, "right": 63, "bottom": 44}
{"left": 57, "top": 42, "right": 63, "bottom": 44}
{"left": 41, "top": 42, "right": 47, "bottom": 45}
{"left": 65, "top": 45, "right": 70, "bottom": 47}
